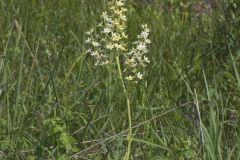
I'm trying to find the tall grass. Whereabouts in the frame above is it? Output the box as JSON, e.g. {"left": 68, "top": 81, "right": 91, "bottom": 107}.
{"left": 0, "top": 0, "right": 239, "bottom": 159}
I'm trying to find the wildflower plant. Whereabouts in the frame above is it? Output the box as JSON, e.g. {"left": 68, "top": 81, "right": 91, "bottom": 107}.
{"left": 85, "top": 0, "right": 151, "bottom": 159}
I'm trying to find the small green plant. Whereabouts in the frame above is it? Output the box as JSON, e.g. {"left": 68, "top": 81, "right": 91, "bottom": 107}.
{"left": 43, "top": 117, "right": 78, "bottom": 158}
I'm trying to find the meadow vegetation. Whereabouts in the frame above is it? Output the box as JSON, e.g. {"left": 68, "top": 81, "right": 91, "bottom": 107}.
{"left": 0, "top": 0, "right": 240, "bottom": 159}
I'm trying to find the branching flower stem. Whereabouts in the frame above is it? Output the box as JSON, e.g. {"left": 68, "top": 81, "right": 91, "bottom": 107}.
{"left": 85, "top": 1, "right": 151, "bottom": 159}
{"left": 116, "top": 56, "right": 132, "bottom": 160}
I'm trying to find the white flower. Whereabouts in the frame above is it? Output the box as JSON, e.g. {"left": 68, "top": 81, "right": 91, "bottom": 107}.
{"left": 126, "top": 50, "right": 134, "bottom": 55}
{"left": 106, "top": 17, "right": 113, "bottom": 23}
{"left": 112, "top": 33, "right": 121, "bottom": 41}
{"left": 115, "top": 9, "right": 122, "bottom": 15}
{"left": 97, "top": 22, "right": 103, "bottom": 27}
{"left": 125, "top": 58, "right": 135, "bottom": 65}
{"left": 121, "top": 7, "right": 127, "bottom": 12}
{"left": 86, "top": 28, "right": 94, "bottom": 35}
{"left": 141, "top": 24, "right": 148, "bottom": 29}
{"left": 85, "top": 38, "right": 91, "bottom": 43}
{"left": 114, "top": 44, "right": 125, "bottom": 51}
{"left": 101, "top": 60, "right": 109, "bottom": 65}
{"left": 125, "top": 75, "right": 134, "bottom": 81}
{"left": 117, "top": 24, "right": 125, "bottom": 31}
{"left": 136, "top": 43, "right": 147, "bottom": 52}
{"left": 101, "top": 12, "right": 108, "bottom": 20}
{"left": 86, "top": 49, "right": 92, "bottom": 53}
{"left": 121, "top": 32, "right": 128, "bottom": 39}
{"left": 137, "top": 72, "right": 143, "bottom": 80}
{"left": 139, "top": 30, "right": 149, "bottom": 39}
{"left": 106, "top": 22, "right": 114, "bottom": 28}
{"left": 106, "top": 43, "right": 114, "bottom": 50}
{"left": 144, "top": 56, "right": 150, "bottom": 63}
{"left": 145, "top": 39, "right": 151, "bottom": 44}
{"left": 92, "top": 41, "right": 100, "bottom": 47}
{"left": 120, "top": 15, "right": 127, "bottom": 21}
{"left": 102, "top": 27, "right": 112, "bottom": 34}
{"left": 90, "top": 51, "right": 99, "bottom": 56}
{"left": 113, "top": 19, "right": 120, "bottom": 26}
{"left": 116, "top": 0, "right": 124, "bottom": 7}
{"left": 109, "top": 5, "right": 116, "bottom": 11}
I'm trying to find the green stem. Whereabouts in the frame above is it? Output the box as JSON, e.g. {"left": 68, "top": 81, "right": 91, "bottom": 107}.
{"left": 115, "top": 56, "right": 132, "bottom": 160}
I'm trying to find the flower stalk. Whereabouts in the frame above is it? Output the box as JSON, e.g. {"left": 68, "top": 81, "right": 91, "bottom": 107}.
{"left": 85, "top": 0, "right": 151, "bottom": 159}
{"left": 116, "top": 56, "right": 132, "bottom": 160}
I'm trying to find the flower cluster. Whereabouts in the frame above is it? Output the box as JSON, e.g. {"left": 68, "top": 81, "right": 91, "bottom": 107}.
{"left": 85, "top": 0, "right": 128, "bottom": 65}
{"left": 124, "top": 24, "right": 151, "bottom": 81}
{"left": 85, "top": 0, "right": 151, "bottom": 82}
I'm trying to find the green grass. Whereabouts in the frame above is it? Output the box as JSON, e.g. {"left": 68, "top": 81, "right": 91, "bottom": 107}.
{"left": 0, "top": 0, "right": 240, "bottom": 159}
